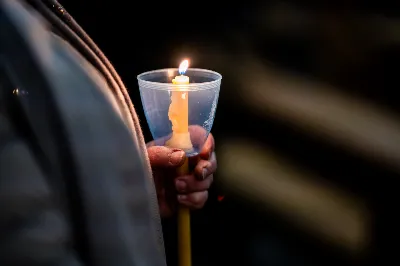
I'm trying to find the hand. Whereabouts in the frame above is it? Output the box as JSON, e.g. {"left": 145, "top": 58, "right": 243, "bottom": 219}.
{"left": 147, "top": 129, "right": 217, "bottom": 218}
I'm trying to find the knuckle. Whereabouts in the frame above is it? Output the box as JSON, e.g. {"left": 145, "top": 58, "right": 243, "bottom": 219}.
{"left": 192, "top": 191, "right": 208, "bottom": 208}
{"left": 182, "top": 175, "right": 195, "bottom": 188}
{"left": 148, "top": 146, "right": 163, "bottom": 159}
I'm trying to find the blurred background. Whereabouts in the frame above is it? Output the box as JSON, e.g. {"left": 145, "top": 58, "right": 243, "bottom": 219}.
{"left": 61, "top": 1, "right": 400, "bottom": 265}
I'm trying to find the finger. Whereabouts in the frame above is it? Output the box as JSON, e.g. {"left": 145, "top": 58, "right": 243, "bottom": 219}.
{"left": 194, "top": 152, "right": 217, "bottom": 180}
{"left": 177, "top": 191, "right": 208, "bottom": 209}
{"left": 188, "top": 125, "right": 207, "bottom": 145}
{"left": 175, "top": 174, "right": 213, "bottom": 193}
{"left": 199, "top": 133, "right": 215, "bottom": 160}
{"left": 188, "top": 136, "right": 215, "bottom": 167}
{"left": 147, "top": 146, "right": 186, "bottom": 168}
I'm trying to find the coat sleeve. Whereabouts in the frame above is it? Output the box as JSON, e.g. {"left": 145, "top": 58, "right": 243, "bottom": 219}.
{"left": 0, "top": 113, "right": 83, "bottom": 266}
{"left": 0, "top": 0, "right": 166, "bottom": 265}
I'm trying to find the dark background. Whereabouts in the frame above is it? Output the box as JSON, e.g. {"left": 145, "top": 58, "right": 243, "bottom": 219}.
{"left": 61, "top": 1, "right": 400, "bottom": 266}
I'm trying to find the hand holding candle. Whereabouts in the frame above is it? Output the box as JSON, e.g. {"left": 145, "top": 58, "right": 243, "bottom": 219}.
{"left": 137, "top": 60, "right": 222, "bottom": 266}
{"left": 146, "top": 131, "right": 216, "bottom": 217}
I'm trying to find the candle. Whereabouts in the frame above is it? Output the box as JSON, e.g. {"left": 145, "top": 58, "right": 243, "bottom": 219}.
{"left": 166, "top": 59, "right": 193, "bottom": 151}
{"left": 166, "top": 59, "right": 193, "bottom": 266}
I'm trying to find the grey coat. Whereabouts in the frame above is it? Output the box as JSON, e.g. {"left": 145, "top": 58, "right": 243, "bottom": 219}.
{"left": 0, "top": 0, "right": 166, "bottom": 265}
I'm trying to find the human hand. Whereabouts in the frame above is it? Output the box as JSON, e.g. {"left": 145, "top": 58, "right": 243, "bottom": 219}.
{"left": 147, "top": 128, "right": 216, "bottom": 218}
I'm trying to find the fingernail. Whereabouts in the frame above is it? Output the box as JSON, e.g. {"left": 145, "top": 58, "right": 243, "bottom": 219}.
{"left": 175, "top": 180, "right": 186, "bottom": 192}
{"left": 170, "top": 150, "right": 185, "bottom": 165}
{"left": 178, "top": 195, "right": 187, "bottom": 201}
{"left": 202, "top": 168, "right": 207, "bottom": 180}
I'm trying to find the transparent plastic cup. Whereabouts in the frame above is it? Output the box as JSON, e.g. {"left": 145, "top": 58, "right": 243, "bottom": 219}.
{"left": 137, "top": 68, "right": 222, "bottom": 157}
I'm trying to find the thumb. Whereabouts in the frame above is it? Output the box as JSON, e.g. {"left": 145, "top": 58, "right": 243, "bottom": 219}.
{"left": 147, "top": 146, "right": 186, "bottom": 168}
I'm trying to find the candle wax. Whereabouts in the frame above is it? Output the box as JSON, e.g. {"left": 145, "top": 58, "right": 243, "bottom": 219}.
{"left": 165, "top": 75, "right": 193, "bottom": 151}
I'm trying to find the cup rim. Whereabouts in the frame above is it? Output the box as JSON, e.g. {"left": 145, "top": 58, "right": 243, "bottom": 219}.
{"left": 137, "top": 68, "right": 222, "bottom": 91}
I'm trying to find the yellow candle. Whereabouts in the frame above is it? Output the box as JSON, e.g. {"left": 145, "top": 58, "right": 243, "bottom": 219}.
{"left": 166, "top": 60, "right": 193, "bottom": 266}
{"left": 166, "top": 60, "right": 193, "bottom": 151}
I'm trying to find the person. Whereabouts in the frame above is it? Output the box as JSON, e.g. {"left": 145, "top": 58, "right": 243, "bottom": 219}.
{"left": 0, "top": 0, "right": 216, "bottom": 265}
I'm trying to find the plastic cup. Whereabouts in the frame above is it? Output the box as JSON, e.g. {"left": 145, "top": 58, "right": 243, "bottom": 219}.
{"left": 137, "top": 68, "right": 222, "bottom": 156}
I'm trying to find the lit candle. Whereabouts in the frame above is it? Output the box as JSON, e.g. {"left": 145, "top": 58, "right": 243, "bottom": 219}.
{"left": 166, "top": 59, "right": 193, "bottom": 266}
{"left": 166, "top": 59, "right": 193, "bottom": 151}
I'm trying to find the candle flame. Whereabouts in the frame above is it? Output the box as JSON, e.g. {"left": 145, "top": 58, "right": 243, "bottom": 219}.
{"left": 178, "top": 59, "right": 189, "bottom": 75}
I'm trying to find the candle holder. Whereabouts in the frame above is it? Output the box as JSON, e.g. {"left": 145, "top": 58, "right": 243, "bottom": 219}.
{"left": 138, "top": 67, "right": 222, "bottom": 266}
{"left": 137, "top": 68, "right": 222, "bottom": 156}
